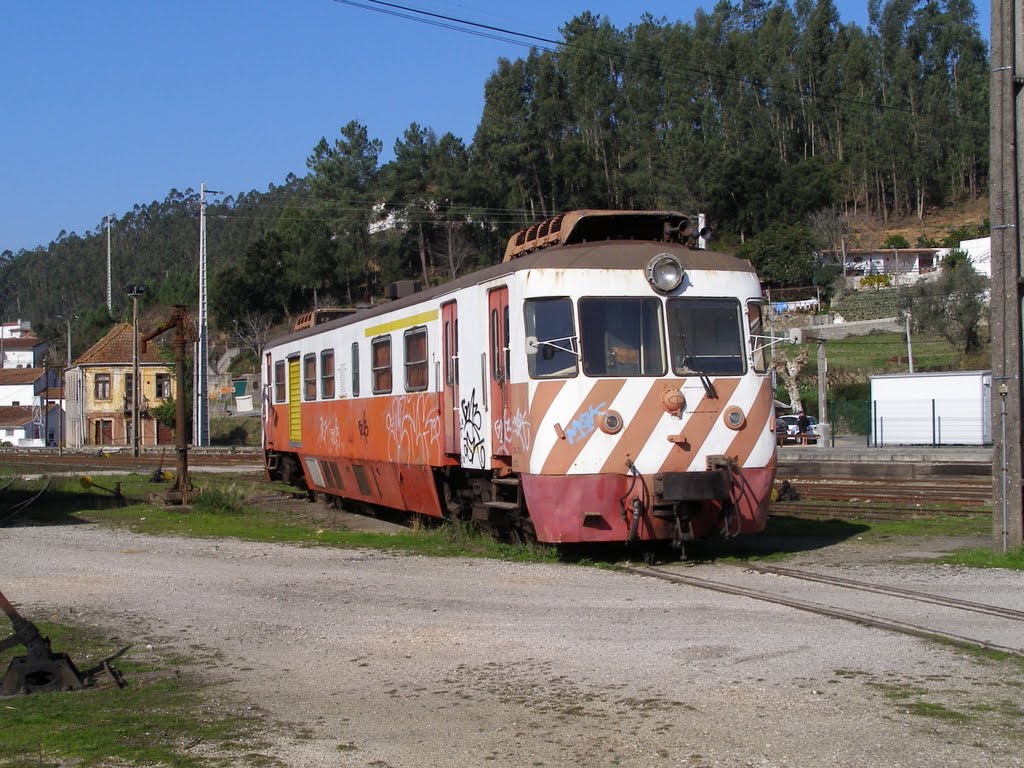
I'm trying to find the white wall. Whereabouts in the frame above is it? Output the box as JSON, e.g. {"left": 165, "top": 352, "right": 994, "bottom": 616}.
{"left": 870, "top": 371, "right": 992, "bottom": 445}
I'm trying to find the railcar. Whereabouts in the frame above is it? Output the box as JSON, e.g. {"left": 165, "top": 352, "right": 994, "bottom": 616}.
{"left": 262, "top": 210, "right": 777, "bottom": 551}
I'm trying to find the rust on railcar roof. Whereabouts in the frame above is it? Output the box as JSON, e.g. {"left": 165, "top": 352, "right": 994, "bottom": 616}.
{"left": 503, "top": 209, "right": 699, "bottom": 261}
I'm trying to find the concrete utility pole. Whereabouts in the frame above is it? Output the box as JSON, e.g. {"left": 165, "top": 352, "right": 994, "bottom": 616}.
{"left": 194, "top": 182, "right": 216, "bottom": 448}
{"left": 816, "top": 339, "right": 829, "bottom": 447}
{"left": 126, "top": 285, "right": 145, "bottom": 457}
{"left": 56, "top": 314, "right": 75, "bottom": 456}
{"left": 989, "top": 0, "right": 1024, "bottom": 552}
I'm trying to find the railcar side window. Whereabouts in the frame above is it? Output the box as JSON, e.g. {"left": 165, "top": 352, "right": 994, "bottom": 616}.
{"left": 351, "top": 343, "right": 360, "bottom": 398}
{"left": 667, "top": 298, "right": 745, "bottom": 376}
{"left": 747, "top": 301, "right": 768, "bottom": 374}
{"left": 404, "top": 327, "right": 428, "bottom": 392}
{"left": 524, "top": 298, "right": 578, "bottom": 379}
{"left": 443, "top": 320, "right": 457, "bottom": 386}
{"left": 274, "top": 361, "right": 285, "bottom": 402}
{"left": 320, "top": 350, "right": 335, "bottom": 399}
{"left": 579, "top": 298, "right": 666, "bottom": 377}
{"left": 371, "top": 336, "right": 392, "bottom": 394}
{"left": 303, "top": 354, "right": 317, "bottom": 400}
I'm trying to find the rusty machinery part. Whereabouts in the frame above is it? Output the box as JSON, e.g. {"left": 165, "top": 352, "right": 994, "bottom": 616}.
{"left": 0, "top": 589, "right": 126, "bottom": 696}
{"left": 79, "top": 475, "right": 123, "bottom": 497}
{"left": 140, "top": 305, "right": 193, "bottom": 503}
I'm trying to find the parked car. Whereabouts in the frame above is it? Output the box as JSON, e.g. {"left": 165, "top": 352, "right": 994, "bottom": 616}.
{"left": 776, "top": 414, "right": 818, "bottom": 444}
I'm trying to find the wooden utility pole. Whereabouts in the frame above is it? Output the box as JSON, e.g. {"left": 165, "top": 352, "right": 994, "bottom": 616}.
{"left": 990, "top": 0, "right": 1024, "bottom": 552}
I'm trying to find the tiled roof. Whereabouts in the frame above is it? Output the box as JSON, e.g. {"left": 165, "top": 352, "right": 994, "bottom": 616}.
{"left": 0, "top": 368, "right": 46, "bottom": 385}
{"left": 0, "top": 405, "right": 35, "bottom": 427}
{"left": 75, "top": 323, "right": 169, "bottom": 366}
{"left": 43, "top": 387, "right": 63, "bottom": 401}
{"left": 0, "top": 335, "right": 45, "bottom": 350}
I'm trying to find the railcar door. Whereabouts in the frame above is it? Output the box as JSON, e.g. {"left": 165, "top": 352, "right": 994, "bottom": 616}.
{"left": 264, "top": 353, "right": 275, "bottom": 451}
{"left": 441, "top": 300, "right": 460, "bottom": 455}
{"left": 488, "top": 287, "right": 511, "bottom": 459}
{"left": 288, "top": 356, "right": 301, "bottom": 445}
{"left": 458, "top": 294, "right": 489, "bottom": 470}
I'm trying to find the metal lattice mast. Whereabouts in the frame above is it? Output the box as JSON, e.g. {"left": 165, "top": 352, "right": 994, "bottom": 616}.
{"left": 195, "top": 183, "right": 210, "bottom": 448}
{"left": 106, "top": 214, "right": 112, "bottom": 314}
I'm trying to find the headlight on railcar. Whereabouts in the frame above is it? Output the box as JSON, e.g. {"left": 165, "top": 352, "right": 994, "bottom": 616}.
{"left": 646, "top": 253, "right": 684, "bottom": 293}
{"left": 723, "top": 406, "right": 746, "bottom": 430}
{"left": 599, "top": 410, "right": 624, "bottom": 435}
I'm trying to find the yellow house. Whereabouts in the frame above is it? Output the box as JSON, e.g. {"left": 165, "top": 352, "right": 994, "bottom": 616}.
{"left": 64, "top": 323, "right": 176, "bottom": 448}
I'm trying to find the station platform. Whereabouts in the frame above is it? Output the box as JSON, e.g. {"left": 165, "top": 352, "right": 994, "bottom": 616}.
{"left": 777, "top": 435, "right": 994, "bottom": 477}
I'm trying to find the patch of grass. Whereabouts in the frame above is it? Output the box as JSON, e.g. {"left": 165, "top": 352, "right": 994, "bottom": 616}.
{"left": 868, "top": 682, "right": 974, "bottom": 723}
{"left": 712, "top": 513, "right": 989, "bottom": 563}
{"left": 799, "top": 332, "right": 961, "bottom": 374}
{"left": 770, "top": 512, "right": 988, "bottom": 540}
{"left": 938, "top": 545, "right": 1024, "bottom": 570}
{"left": 0, "top": 617, "right": 265, "bottom": 767}
{"left": 903, "top": 701, "right": 974, "bottom": 722}
{"left": 20, "top": 474, "right": 559, "bottom": 564}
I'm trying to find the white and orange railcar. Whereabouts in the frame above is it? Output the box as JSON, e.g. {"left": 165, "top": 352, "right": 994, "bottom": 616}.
{"left": 263, "top": 210, "right": 776, "bottom": 550}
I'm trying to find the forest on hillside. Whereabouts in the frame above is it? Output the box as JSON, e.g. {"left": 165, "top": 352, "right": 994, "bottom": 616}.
{"left": 0, "top": 0, "right": 989, "bottom": 357}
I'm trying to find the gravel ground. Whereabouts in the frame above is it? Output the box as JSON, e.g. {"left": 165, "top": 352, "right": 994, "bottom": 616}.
{"left": 2, "top": 523, "right": 1023, "bottom": 768}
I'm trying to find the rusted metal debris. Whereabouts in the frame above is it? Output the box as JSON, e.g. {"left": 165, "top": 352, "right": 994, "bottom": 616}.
{"left": 0, "top": 589, "right": 125, "bottom": 695}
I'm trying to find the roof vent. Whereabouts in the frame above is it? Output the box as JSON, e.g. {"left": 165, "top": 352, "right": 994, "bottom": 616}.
{"left": 386, "top": 280, "right": 422, "bottom": 300}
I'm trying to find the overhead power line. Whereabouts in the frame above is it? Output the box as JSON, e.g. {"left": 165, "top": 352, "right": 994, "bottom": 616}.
{"left": 330, "top": 0, "right": 989, "bottom": 133}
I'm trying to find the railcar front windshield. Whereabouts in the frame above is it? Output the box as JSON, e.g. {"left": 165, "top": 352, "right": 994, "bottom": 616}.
{"left": 667, "top": 298, "right": 745, "bottom": 375}
{"left": 579, "top": 298, "right": 666, "bottom": 377}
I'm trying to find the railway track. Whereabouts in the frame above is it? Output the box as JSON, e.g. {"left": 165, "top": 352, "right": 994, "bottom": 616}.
{"left": 768, "top": 502, "right": 987, "bottom": 521}
{"left": 0, "top": 475, "right": 52, "bottom": 527}
{"left": 627, "top": 563, "right": 1024, "bottom": 658}
{"left": 782, "top": 478, "right": 991, "bottom": 505}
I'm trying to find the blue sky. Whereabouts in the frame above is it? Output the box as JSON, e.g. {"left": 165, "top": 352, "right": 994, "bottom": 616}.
{"left": 1, "top": 0, "right": 990, "bottom": 255}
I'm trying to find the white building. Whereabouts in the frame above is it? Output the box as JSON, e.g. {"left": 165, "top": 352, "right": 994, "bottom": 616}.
{"left": 0, "top": 320, "right": 48, "bottom": 368}
{"left": 835, "top": 237, "right": 992, "bottom": 287}
{"left": 870, "top": 370, "right": 992, "bottom": 446}
{"left": 0, "top": 368, "right": 63, "bottom": 447}
{"left": 957, "top": 237, "right": 991, "bottom": 278}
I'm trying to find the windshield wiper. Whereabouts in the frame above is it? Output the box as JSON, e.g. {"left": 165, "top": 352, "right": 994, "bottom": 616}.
{"left": 678, "top": 334, "right": 718, "bottom": 399}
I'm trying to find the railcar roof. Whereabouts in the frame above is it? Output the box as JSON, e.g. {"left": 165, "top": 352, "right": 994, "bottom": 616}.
{"left": 268, "top": 240, "right": 756, "bottom": 348}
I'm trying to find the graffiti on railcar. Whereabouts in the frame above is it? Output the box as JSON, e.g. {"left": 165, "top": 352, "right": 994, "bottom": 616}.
{"left": 460, "top": 389, "right": 485, "bottom": 464}
{"left": 564, "top": 402, "right": 607, "bottom": 446}
{"left": 318, "top": 414, "right": 343, "bottom": 448}
{"left": 494, "top": 407, "right": 532, "bottom": 454}
{"left": 386, "top": 395, "right": 442, "bottom": 463}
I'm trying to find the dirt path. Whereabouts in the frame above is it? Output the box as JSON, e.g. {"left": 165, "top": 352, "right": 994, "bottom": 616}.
{"left": 2, "top": 523, "right": 1022, "bottom": 768}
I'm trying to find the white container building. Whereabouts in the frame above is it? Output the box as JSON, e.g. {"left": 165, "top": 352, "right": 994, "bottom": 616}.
{"left": 869, "top": 370, "right": 992, "bottom": 446}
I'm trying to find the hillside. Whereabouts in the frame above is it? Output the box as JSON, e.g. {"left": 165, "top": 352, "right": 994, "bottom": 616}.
{"left": 845, "top": 197, "right": 990, "bottom": 249}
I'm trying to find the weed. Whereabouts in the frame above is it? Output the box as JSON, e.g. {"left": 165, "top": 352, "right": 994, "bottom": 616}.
{"left": 192, "top": 484, "right": 250, "bottom": 516}
{"left": 0, "top": 617, "right": 267, "bottom": 767}
{"left": 939, "top": 545, "right": 1024, "bottom": 571}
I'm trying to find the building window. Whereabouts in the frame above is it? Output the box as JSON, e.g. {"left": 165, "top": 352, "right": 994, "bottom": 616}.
{"left": 404, "top": 327, "right": 428, "bottom": 392}
{"left": 125, "top": 373, "right": 135, "bottom": 405}
{"left": 155, "top": 373, "right": 172, "bottom": 399}
{"left": 320, "top": 350, "right": 335, "bottom": 399}
{"left": 303, "top": 354, "right": 317, "bottom": 401}
{"left": 94, "top": 373, "right": 111, "bottom": 400}
{"left": 275, "top": 361, "right": 285, "bottom": 403}
{"left": 371, "top": 336, "right": 392, "bottom": 394}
